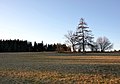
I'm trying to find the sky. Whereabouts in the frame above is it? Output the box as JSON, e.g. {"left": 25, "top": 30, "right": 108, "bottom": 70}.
{"left": 0, "top": 0, "right": 120, "bottom": 50}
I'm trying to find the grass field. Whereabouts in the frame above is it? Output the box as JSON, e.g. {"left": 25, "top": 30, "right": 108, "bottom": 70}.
{"left": 0, "top": 52, "right": 120, "bottom": 84}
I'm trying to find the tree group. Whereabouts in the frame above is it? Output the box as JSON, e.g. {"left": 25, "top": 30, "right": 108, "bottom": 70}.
{"left": 65, "top": 18, "right": 113, "bottom": 52}
{"left": 0, "top": 39, "right": 70, "bottom": 52}
{"left": 0, "top": 18, "right": 113, "bottom": 53}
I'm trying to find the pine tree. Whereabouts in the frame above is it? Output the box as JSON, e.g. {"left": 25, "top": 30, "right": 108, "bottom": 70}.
{"left": 75, "top": 18, "right": 94, "bottom": 53}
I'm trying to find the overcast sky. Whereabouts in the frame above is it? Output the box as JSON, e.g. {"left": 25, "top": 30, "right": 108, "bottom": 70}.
{"left": 0, "top": 0, "right": 120, "bottom": 50}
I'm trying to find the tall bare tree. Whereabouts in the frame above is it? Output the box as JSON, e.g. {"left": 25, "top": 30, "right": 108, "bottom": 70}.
{"left": 96, "top": 37, "right": 113, "bottom": 52}
{"left": 65, "top": 31, "right": 76, "bottom": 52}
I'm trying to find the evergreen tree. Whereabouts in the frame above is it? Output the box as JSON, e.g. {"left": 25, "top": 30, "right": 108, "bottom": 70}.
{"left": 75, "top": 18, "right": 94, "bottom": 53}
{"left": 34, "top": 41, "right": 38, "bottom": 52}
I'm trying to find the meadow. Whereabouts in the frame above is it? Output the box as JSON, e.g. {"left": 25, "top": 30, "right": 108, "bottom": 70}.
{"left": 0, "top": 52, "right": 120, "bottom": 84}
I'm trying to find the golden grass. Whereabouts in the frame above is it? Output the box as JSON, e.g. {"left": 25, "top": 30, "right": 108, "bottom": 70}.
{"left": 42, "top": 56, "right": 120, "bottom": 64}
{"left": 47, "top": 56, "right": 120, "bottom": 60}
{"left": 0, "top": 70, "right": 120, "bottom": 84}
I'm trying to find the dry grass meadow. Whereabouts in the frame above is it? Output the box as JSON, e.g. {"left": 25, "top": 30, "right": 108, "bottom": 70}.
{"left": 0, "top": 52, "right": 120, "bottom": 84}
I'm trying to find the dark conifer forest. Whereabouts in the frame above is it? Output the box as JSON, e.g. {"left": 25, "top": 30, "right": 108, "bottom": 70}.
{"left": 0, "top": 39, "right": 70, "bottom": 52}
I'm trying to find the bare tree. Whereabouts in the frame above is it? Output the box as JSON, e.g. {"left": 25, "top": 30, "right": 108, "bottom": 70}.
{"left": 96, "top": 37, "right": 113, "bottom": 52}
{"left": 65, "top": 31, "right": 76, "bottom": 52}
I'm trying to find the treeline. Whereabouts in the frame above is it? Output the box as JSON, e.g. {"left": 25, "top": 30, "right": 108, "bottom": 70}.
{"left": 0, "top": 39, "right": 70, "bottom": 52}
